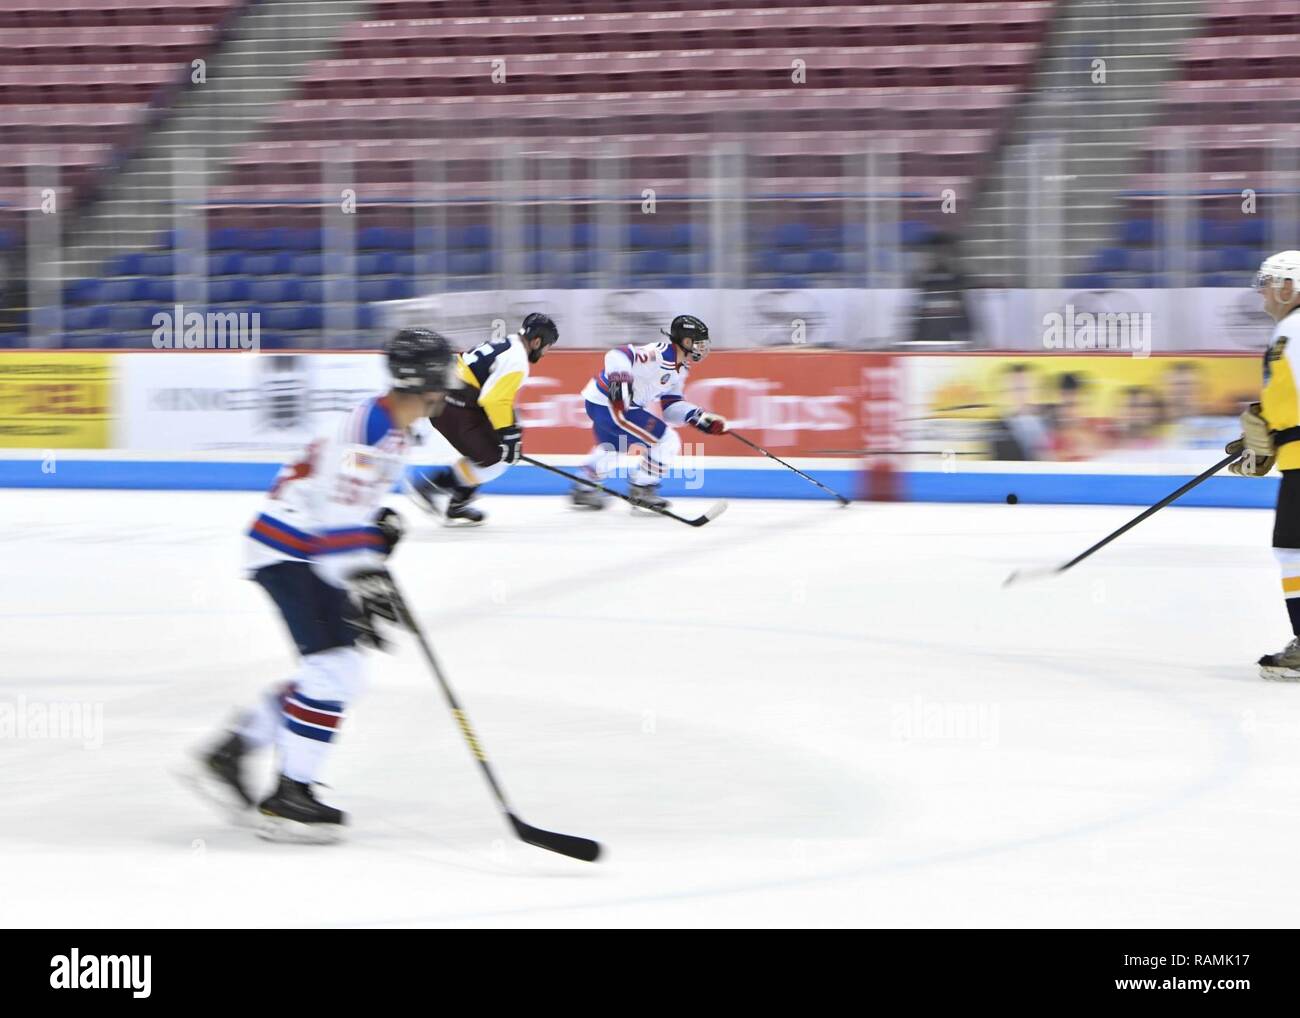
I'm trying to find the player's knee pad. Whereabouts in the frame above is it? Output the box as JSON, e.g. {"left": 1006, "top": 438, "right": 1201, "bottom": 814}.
{"left": 296, "top": 645, "right": 368, "bottom": 706}
{"left": 649, "top": 427, "right": 681, "bottom": 466}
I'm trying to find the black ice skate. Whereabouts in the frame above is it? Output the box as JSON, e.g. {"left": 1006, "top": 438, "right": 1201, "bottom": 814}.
{"left": 627, "top": 482, "right": 669, "bottom": 512}
{"left": 179, "top": 731, "right": 257, "bottom": 821}
{"left": 445, "top": 486, "right": 486, "bottom": 526}
{"left": 256, "top": 776, "right": 347, "bottom": 844}
{"left": 404, "top": 470, "right": 447, "bottom": 517}
{"left": 1259, "top": 637, "right": 1300, "bottom": 681}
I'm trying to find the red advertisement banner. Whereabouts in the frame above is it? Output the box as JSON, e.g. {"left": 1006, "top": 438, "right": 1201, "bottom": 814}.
{"left": 516, "top": 350, "right": 897, "bottom": 456}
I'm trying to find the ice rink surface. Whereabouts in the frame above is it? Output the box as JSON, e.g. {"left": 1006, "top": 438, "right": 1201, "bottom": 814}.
{"left": 2, "top": 488, "right": 1297, "bottom": 928}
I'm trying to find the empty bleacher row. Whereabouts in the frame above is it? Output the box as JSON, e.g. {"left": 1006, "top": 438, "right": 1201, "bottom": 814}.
{"left": 1081, "top": 0, "right": 1300, "bottom": 289}
{"left": 0, "top": 0, "right": 243, "bottom": 228}
{"left": 32, "top": 1, "right": 1053, "bottom": 346}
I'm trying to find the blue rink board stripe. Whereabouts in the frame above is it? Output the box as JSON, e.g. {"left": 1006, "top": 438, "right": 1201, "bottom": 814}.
{"left": 0, "top": 459, "right": 1279, "bottom": 508}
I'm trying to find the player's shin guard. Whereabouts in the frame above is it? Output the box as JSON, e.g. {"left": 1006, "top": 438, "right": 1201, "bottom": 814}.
{"left": 1279, "top": 548, "right": 1300, "bottom": 636}
{"left": 277, "top": 647, "right": 365, "bottom": 784}
{"left": 233, "top": 683, "right": 290, "bottom": 750}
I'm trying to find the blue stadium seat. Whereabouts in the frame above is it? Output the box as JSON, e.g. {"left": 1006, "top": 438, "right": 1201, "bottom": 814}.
{"left": 291, "top": 253, "right": 323, "bottom": 275}
{"left": 629, "top": 222, "right": 668, "bottom": 248}
{"left": 98, "top": 280, "right": 135, "bottom": 302}
{"left": 1120, "top": 220, "right": 1154, "bottom": 246}
{"left": 66, "top": 279, "right": 101, "bottom": 304}
{"left": 108, "top": 306, "right": 154, "bottom": 331}
{"left": 452, "top": 224, "right": 491, "bottom": 249}
{"left": 899, "top": 221, "right": 935, "bottom": 246}
{"left": 208, "top": 277, "right": 251, "bottom": 303}
{"left": 772, "top": 223, "right": 811, "bottom": 248}
{"left": 250, "top": 279, "right": 303, "bottom": 303}
{"left": 1219, "top": 246, "right": 1257, "bottom": 272}
{"left": 1238, "top": 218, "right": 1268, "bottom": 246}
{"left": 630, "top": 250, "right": 670, "bottom": 275}
{"left": 356, "top": 252, "right": 397, "bottom": 275}
{"left": 1127, "top": 249, "right": 1157, "bottom": 274}
{"left": 283, "top": 228, "right": 323, "bottom": 251}
{"left": 207, "top": 252, "right": 244, "bottom": 276}
{"left": 807, "top": 249, "right": 841, "bottom": 274}
{"left": 209, "top": 227, "right": 250, "bottom": 251}
{"left": 448, "top": 251, "right": 491, "bottom": 276}
{"left": 359, "top": 227, "right": 411, "bottom": 251}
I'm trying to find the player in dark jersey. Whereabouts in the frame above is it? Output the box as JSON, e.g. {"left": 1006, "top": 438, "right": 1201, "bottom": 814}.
{"left": 406, "top": 313, "right": 559, "bottom": 525}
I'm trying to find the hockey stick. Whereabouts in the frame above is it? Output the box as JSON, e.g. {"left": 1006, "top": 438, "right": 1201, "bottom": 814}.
{"left": 520, "top": 455, "right": 728, "bottom": 527}
{"left": 810, "top": 448, "right": 981, "bottom": 456}
{"left": 1003, "top": 451, "right": 1240, "bottom": 587}
{"left": 388, "top": 578, "right": 602, "bottom": 862}
{"left": 728, "top": 431, "right": 850, "bottom": 506}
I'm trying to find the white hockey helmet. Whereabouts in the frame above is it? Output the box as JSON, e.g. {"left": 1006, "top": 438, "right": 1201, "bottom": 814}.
{"left": 1254, "top": 250, "right": 1300, "bottom": 292}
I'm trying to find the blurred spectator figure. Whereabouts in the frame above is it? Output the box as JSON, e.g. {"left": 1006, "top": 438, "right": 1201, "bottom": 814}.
{"left": 906, "top": 231, "right": 973, "bottom": 346}
{"left": 1161, "top": 360, "right": 1234, "bottom": 451}
{"left": 988, "top": 362, "right": 1050, "bottom": 460}
{"left": 1164, "top": 361, "right": 1204, "bottom": 425}
{"left": 1046, "top": 371, "right": 1107, "bottom": 461}
{"left": 1111, "top": 384, "right": 1166, "bottom": 451}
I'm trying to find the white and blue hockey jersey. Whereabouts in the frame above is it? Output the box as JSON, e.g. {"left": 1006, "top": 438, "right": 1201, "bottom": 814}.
{"left": 580, "top": 339, "right": 704, "bottom": 426}
{"left": 246, "top": 395, "right": 411, "bottom": 587}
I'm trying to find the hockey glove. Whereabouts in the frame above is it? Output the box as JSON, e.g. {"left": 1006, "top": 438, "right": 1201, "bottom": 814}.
{"left": 690, "top": 409, "right": 728, "bottom": 435}
{"left": 1227, "top": 403, "right": 1276, "bottom": 477}
{"left": 345, "top": 567, "right": 403, "bottom": 651}
{"left": 606, "top": 371, "right": 633, "bottom": 410}
{"left": 496, "top": 424, "right": 523, "bottom": 465}
{"left": 374, "top": 506, "right": 404, "bottom": 557}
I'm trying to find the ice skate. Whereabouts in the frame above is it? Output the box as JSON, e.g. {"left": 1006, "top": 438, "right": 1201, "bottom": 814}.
{"left": 178, "top": 731, "right": 257, "bottom": 822}
{"left": 570, "top": 475, "right": 609, "bottom": 510}
{"left": 444, "top": 487, "right": 486, "bottom": 526}
{"left": 403, "top": 469, "right": 447, "bottom": 517}
{"left": 256, "top": 776, "right": 347, "bottom": 844}
{"left": 1259, "top": 637, "right": 1300, "bottom": 681}
{"left": 627, "top": 482, "right": 669, "bottom": 512}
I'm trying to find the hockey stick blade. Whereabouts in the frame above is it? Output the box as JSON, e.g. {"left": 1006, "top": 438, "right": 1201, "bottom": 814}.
{"left": 683, "top": 500, "right": 728, "bottom": 526}
{"left": 522, "top": 455, "right": 728, "bottom": 527}
{"left": 1002, "top": 565, "right": 1061, "bottom": 588}
{"left": 509, "top": 813, "right": 603, "bottom": 862}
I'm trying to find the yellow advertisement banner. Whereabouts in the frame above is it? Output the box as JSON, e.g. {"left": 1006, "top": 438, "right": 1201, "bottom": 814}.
{"left": 0, "top": 354, "right": 112, "bottom": 449}
{"left": 910, "top": 355, "right": 1262, "bottom": 463}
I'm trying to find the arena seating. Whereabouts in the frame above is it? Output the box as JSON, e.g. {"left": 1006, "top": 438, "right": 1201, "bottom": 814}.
{"left": 0, "top": 0, "right": 244, "bottom": 242}
{"left": 1078, "top": 0, "right": 1298, "bottom": 289}
{"left": 54, "top": 1, "right": 1055, "bottom": 347}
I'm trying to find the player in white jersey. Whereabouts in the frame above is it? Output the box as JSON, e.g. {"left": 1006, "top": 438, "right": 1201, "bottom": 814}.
{"left": 572, "top": 314, "right": 727, "bottom": 510}
{"left": 190, "top": 329, "right": 454, "bottom": 843}
{"left": 407, "top": 312, "right": 559, "bottom": 525}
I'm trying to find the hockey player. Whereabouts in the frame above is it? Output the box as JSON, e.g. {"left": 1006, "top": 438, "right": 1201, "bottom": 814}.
{"left": 406, "top": 312, "right": 559, "bottom": 525}
{"left": 571, "top": 314, "right": 727, "bottom": 511}
{"left": 191, "top": 329, "right": 454, "bottom": 841}
{"left": 1230, "top": 250, "right": 1300, "bottom": 679}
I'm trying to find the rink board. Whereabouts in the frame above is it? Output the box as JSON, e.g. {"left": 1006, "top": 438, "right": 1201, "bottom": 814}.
{"left": 0, "top": 456, "right": 1278, "bottom": 508}
{"left": 0, "top": 348, "right": 1274, "bottom": 507}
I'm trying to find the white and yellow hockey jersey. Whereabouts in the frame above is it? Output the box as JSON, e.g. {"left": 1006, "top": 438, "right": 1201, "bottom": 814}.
{"left": 455, "top": 333, "right": 531, "bottom": 428}
{"left": 1261, "top": 307, "right": 1300, "bottom": 471}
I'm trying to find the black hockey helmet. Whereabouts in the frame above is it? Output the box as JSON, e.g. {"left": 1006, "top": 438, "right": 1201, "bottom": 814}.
{"left": 521, "top": 312, "right": 559, "bottom": 362}
{"left": 387, "top": 328, "right": 453, "bottom": 394}
{"left": 662, "top": 314, "right": 710, "bottom": 363}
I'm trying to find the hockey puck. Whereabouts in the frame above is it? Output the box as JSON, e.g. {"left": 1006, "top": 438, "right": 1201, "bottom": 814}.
{"left": 1005, "top": 493, "right": 1019, "bottom": 505}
